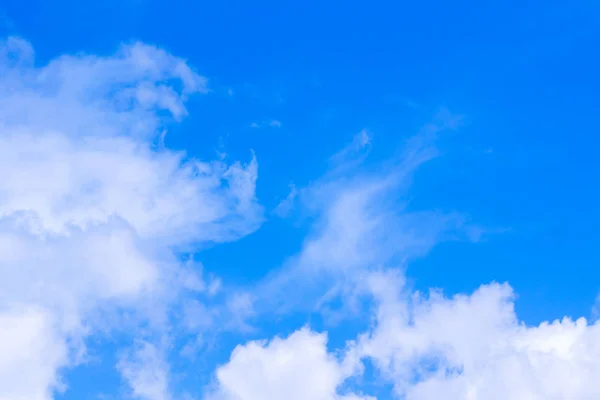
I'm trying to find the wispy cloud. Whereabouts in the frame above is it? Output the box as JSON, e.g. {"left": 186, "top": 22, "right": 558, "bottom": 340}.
{"left": 328, "top": 129, "right": 371, "bottom": 167}
{"left": 272, "top": 184, "right": 298, "bottom": 218}
{"left": 249, "top": 119, "right": 282, "bottom": 129}
{"left": 249, "top": 113, "right": 470, "bottom": 319}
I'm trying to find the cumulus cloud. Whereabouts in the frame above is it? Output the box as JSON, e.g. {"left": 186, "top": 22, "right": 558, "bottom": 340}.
{"left": 0, "top": 307, "right": 69, "bottom": 400}
{"left": 207, "top": 328, "right": 371, "bottom": 400}
{"left": 211, "top": 269, "right": 600, "bottom": 400}
{"left": 358, "top": 274, "right": 600, "bottom": 400}
{"left": 207, "top": 114, "right": 600, "bottom": 400}
{"left": 0, "top": 37, "right": 262, "bottom": 400}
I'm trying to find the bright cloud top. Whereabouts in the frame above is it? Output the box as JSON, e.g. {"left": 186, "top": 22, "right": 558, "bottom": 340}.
{"left": 209, "top": 273, "right": 600, "bottom": 400}
{"left": 358, "top": 273, "right": 600, "bottom": 399}
{"left": 207, "top": 328, "right": 371, "bottom": 400}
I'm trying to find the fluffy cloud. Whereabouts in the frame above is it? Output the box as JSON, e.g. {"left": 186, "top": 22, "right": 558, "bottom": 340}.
{"left": 0, "top": 133, "right": 261, "bottom": 244}
{"left": 118, "top": 341, "right": 172, "bottom": 400}
{"left": 0, "top": 37, "right": 207, "bottom": 136}
{"left": 211, "top": 272, "right": 600, "bottom": 400}
{"left": 0, "top": 37, "right": 261, "bottom": 400}
{"left": 0, "top": 307, "right": 69, "bottom": 400}
{"left": 358, "top": 271, "right": 600, "bottom": 399}
{"left": 207, "top": 328, "right": 371, "bottom": 400}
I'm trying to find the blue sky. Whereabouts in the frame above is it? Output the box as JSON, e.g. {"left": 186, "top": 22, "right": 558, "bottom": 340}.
{"left": 1, "top": 1, "right": 600, "bottom": 400}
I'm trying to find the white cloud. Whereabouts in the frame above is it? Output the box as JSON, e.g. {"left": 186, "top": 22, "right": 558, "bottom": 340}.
{"left": 212, "top": 268, "right": 600, "bottom": 400}
{"left": 272, "top": 184, "right": 298, "bottom": 217}
{"left": 0, "top": 307, "right": 69, "bottom": 400}
{"left": 5, "top": 34, "right": 596, "bottom": 400}
{"left": 0, "top": 37, "right": 207, "bottom": 139}
{"left": 328, "top": 129, "right": 371, "bottom": 166}
{"left": 216, "top": 265, "right": 600, "bottom": 400}
{"left": 358, "top": 273, "right": 600, "bottom": 400}
{"left": 256, "top": 120, "right": 466, "bottom": 316}
{"left": 0, "top": 37, "right": 262, "bottom": 400}
{"left": 207, "top": 328, "right": 371, "bottom": 400}
{"left": 294, "top": 123, "right": 450, "bottom": 276}
{"left": 118, "top": 341, "right": 171, "bottom": 400}
{"left": 0, "top": 133, "right": 262, "bottom": 243}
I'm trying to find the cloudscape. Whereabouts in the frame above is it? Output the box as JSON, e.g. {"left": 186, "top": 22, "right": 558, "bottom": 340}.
{"left": 1, "top": 2, "right": 600, "bottom": 400}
